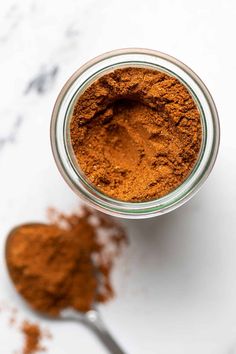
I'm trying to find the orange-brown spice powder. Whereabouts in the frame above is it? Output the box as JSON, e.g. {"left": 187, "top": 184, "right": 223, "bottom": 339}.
{"left": 6, "top": 208, "right": 127, "bottom": 317}
{"left": 21, "top": 321, "right": 45, "bottom": 354}
{"left": 70, "top": 67, "right": 202, "bottom": 202}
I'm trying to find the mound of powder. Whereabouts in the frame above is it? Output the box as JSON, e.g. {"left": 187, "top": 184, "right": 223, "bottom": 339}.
{"left": 70, "top": 67, "right": 202, "bottom": 201}
{"left": 6, "top": 208, "right": 127, "bottom": 316}
{"left": 21, "top": 321, "right": 45, "bottom": 354}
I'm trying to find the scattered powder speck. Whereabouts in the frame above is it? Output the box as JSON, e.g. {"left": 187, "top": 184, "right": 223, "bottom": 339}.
{"left": 0, "top": 302, "right": 51, "bottom": 354}
{"left": 21, "top": 321, "right": 45, "bottom": 354}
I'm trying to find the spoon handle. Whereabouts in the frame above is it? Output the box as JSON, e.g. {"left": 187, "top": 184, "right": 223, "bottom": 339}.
{"left": 85, "top": 310, "right": 126, "bottom": 354}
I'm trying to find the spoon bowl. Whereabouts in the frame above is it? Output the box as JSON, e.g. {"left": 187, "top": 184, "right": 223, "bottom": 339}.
{"left": 5, "top": 223, "right": 126, "bottom": 354}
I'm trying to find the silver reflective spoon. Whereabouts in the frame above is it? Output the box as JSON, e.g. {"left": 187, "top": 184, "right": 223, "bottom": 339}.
{"left": 5, "top": 223, "right": 126, "bottom": 354}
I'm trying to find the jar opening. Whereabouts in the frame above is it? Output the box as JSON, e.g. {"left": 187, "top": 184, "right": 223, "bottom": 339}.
{"left": 51, "top": 49, "right": 219, "bottom": 218}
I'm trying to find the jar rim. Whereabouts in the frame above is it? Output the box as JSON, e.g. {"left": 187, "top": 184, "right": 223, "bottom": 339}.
{"left": 50, "top": 48, "right": 220, "bottom": 219}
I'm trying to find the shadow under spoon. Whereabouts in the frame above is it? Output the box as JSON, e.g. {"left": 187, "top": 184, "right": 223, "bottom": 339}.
{"left": 5, "top": 223, "right": 127, "bottom": 354}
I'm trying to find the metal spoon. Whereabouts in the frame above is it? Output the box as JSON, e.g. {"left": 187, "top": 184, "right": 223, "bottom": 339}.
{"left": 5, "top": 223, "right": 126, "bottom": 354}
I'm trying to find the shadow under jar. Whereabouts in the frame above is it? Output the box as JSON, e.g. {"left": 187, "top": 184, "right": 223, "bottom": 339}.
{"left": 50, "top": 48, "right": 220, "bottom": 219}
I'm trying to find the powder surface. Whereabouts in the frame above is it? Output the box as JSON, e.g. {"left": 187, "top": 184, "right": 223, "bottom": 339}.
{"left": 70, "top": 67, "right": 202, "bottom": 201}
{"left": 21, "top": 321, "right": 44, "bottom": 354}
{"left": 6, "top": 208, "right": 127, "bottom": 316}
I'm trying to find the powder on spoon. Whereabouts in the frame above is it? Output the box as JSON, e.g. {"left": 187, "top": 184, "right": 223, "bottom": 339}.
{"left": 70, "top": 67, "right": 202, "bottom": 202}
{"left": 6, "top": 208, "right": 127, "bottom": 317}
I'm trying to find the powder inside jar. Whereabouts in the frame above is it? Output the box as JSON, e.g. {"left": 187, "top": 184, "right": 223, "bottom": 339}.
{"left": 70, "top": 67, "right": 202, "bottom": 202}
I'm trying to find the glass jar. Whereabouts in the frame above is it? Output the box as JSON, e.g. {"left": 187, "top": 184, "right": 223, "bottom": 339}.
{"left": 50, "top": 48, "right": 220, "bottom": 219}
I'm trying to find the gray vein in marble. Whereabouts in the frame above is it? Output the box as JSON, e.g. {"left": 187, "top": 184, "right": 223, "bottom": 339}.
{"left": 65, "top": 24, "right": 80, "bottom": 38}
{"left": 0, "top": 4, "right": 21, "bottom": 43}
{"left": 0, "top": 116, "right": 23, "bottom": 152}
{"left": 5, "top": 3, "right": 18, "bottom": 18}
{"left": 24, "top": 65, "right": 59, "bottom": 95}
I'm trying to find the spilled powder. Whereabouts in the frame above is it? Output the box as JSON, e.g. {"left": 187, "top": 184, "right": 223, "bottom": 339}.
{"left": 21, "top": 321, "right": 45, "bottom": 354}
{"left": 0, "top": 302, "right": 50, "bottom": 354}
{"left": 70, "top": 67, "right": 202, "bottom": 201}
{"left": 6, "top": 207, "right": 127, "bottom": 317}
{"left": 9, "top": 307, "right": 18, "bottom": 326}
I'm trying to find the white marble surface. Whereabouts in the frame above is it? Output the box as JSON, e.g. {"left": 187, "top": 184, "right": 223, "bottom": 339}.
{"left": 1, "top": 0, "right": 236, "bottom": 353}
